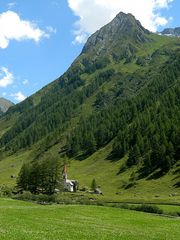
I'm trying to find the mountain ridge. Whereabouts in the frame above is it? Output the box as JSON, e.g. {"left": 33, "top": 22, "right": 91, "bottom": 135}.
{"left": 0, "top": 97, "right": 14, "bottom": 115}
{"left": 161, "top": 27, "right": 180, "bottom": 37}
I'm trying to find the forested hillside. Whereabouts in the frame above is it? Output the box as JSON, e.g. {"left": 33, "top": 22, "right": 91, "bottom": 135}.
{"left": 0, "top": 12, "right": 179, "bottom": 190}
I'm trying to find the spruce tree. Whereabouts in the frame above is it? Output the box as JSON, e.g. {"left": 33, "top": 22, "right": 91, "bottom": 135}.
{"left": 91, "top": 178, "right": 97, "bottom": 191}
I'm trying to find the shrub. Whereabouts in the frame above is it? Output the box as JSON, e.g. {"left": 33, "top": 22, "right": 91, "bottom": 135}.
{"left": 0, "top": 185, "right": 14, "bottom": 197}
{"left": 36, "top": 194, "right": 57, "bottom": 203}
{"left": 117, "top": 203, "right": 163, "bottom": 215}
{"left": 12, "top": 191, "right": 57, "bottom": 203}
{"left": 12, "top": 191, "right": 34, "bottom": 201}
{"left": 133, "top": 204, "right": 163, "bottom": 214}
{"left": 119, "top": 203, "right": 130, "bottom": 209}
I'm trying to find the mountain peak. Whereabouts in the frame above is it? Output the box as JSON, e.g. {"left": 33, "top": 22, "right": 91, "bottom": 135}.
{"left": 110, "top": 11, "right": 149, "bottom": 36}
{"left": 114, "top": 11, "right": 138, "bottom": 25}
{"left": 82, "top": 12, "right": 150, "bottom": 56}
{"left": 0, "top": 97, "right": 14, "bottom": 115}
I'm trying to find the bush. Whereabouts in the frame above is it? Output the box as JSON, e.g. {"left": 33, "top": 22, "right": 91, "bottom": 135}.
{"left": 12, "top": 191, "right": 57, "bottom": 203}
{"left": 118, "top": 203, "right": 163, "bottom": 214}
{"left": 119, "top": 203, "right": 130, "bottom": 209}
{"left": 37, "top": 194, "right": 56, "bottom": 203}
{"left": 13, "top": 191, "right": 35, "bottom": 201}
{"left": 133, "top": 204, "right": 163, "bottom": 214}
{"left": 0, "top": 185, "right": 14, "bottom": 197}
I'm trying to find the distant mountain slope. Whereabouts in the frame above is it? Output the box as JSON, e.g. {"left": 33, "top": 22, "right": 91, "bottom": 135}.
{"left": 0, "top": 12, "right": 179, "bottom": 189}
{"left": 0, "top": 98, "right": 14, "bottom": 115}
{"left": 161, "top": 27, "right": 180, "bottom": 37}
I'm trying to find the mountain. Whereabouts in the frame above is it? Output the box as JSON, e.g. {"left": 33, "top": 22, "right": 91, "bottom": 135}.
{"left": 0, "top": 98, "right": 14, "bottom": 115}
{"left": 161, "top": 27, "right": 180, "bottom": 37}
{"left": 0, "top": 12, "right": 179, "bottom": 198}
{"left": 82, "top": 12, "right": 150, "bottom": 56}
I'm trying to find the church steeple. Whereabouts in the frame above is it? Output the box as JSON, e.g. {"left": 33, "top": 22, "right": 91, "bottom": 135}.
{"left": 63, "top": 164, "right": 67, "bottom": 180}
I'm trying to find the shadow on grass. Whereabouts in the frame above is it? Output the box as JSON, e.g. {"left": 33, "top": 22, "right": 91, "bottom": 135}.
{"left": 74, "top": 153, "right": 91, "bottom": 161}
{"left": 123, "top": 181, "right": 137, "bottom": 189}
{"left": 173, "top": 175, "right": 180, "bottom": 181}
{"left": 146, "top": 170, "right": 165, "bottom": 180}
{"left": 116, "top": 164, "right": 127, "bottom": 175}
{"left": 106, "top": 153, "right": 121, "bottom": 162}
{"left": 137, "top": 167, "right": 165, "bottom": 180}
{"left": 174, "top": 181, "right": 180, "bottom": 188}
{"left": 173, "top": 168, "right": 180, "bottom": 175}
{"left": 172, "top": 167, "right": 180, "bottom": 181}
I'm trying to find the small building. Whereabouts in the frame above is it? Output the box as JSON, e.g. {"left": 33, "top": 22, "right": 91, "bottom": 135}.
{"left": 63, "top": 165, "right": 78, "bottom": 192}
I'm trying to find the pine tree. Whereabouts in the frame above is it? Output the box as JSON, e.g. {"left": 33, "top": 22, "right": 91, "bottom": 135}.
{"left": 127, "top": 145, "right": 140, "bottom": 167}
{"left": 17, "top": 163, "right": 31, "bottom": 191}
{"left": 91, "top": 178, "right": 97, "bottom": 191}
{"left": 143, "top": 152, "right": 152, "bottom": 174}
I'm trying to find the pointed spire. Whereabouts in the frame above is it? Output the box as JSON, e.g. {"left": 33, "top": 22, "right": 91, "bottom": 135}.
{"left": 63, "top": 164, "right": 67, "bottom": 180}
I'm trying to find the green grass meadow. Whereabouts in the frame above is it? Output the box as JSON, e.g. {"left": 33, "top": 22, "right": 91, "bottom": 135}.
{"left": 0, "top": 145, "right": 180, "bottom": 204}
{"left": 0, "top": 198, "right": 180, "bottom": 240}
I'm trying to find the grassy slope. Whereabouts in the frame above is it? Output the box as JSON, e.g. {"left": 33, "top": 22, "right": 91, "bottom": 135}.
{"left": 0, "top": 151, "right": 31, "bottom": 186}
{"left": 0, "top": 35, "right": 179, "bottom": 203}
{"left": 68, "top": 143, "right": 180, "bottom": 204}
{"left": 1, "top": 142, "right": 179, "bottom": 204}
{"left": 0, "top": 198, "right": 179, "bottom": 240}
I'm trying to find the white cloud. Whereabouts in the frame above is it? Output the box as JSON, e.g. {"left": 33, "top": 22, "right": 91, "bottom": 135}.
{"left": 46, "top": 26, "right": 57, "bottom": 34}
{"left": 7, "top": 2, "right": 16, "bottom": 9}
{"left": 73, "top": 33, "right": 88, "bottom": 45}
{"left": 10, "top": 91, "right": 26, "bottom": 102}
{"left": 0, "top": 67, "right": 14, "bottom": 87}
{"left": 0, "top": 10, "right": 49, "bottom": 49}
{"left": 68, "top": 0, "right": 173, "bottom": 43}
{"left": 22, "top": 79, "right": 29, "bottom": 85}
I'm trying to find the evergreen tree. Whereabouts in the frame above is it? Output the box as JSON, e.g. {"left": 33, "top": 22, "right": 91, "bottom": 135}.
{"left": 17, "top": 154, "right": 64, "bottom": 195}
{"left": 17, "top": 163, "right": 31, "bottom": 191}
{"left": 127, "top": 145, "right": 140, "bottom": 167}
{"left": 91, "top": 178, "right": 97, "bottom": 191}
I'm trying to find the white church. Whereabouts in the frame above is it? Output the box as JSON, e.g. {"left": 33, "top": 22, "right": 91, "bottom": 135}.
{"left": 63, "top": 165, "right": 78, "bottom": 192}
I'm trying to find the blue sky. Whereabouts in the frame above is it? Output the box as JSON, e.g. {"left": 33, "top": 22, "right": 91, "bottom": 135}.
{"left": 0, "top": 0, "right": 179, "bottom": 103}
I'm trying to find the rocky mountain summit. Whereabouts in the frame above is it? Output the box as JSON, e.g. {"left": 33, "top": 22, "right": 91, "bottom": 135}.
{"left": 81, "top": 12, "right": 150, "bottom": 58}
{"left": 0, "top": 98, "right": 14, "bottom": 115}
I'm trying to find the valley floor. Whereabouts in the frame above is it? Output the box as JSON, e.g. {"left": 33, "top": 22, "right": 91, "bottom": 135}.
{"left": 0, "top": 146, "right": 180, "bottom": 204}
{"left": 0, "top": 198, "right": 180, "bottom": 240}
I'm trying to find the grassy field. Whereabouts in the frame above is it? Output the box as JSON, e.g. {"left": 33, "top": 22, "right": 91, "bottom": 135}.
{"left": 0, "top": 151, "right": 31, "bottom": 185}
{"left": 0, "top": 143, "right": 180, "bottom": 204}
{"left": 0, "top": 198, "right": 180, "bottom": 240}
{"left": 68, "top": 143, "right": 180, "bottom": 204}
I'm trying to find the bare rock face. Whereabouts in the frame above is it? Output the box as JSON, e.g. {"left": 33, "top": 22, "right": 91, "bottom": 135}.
{"left": 82, "top": 12, "right": 150, "bottom": 56}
